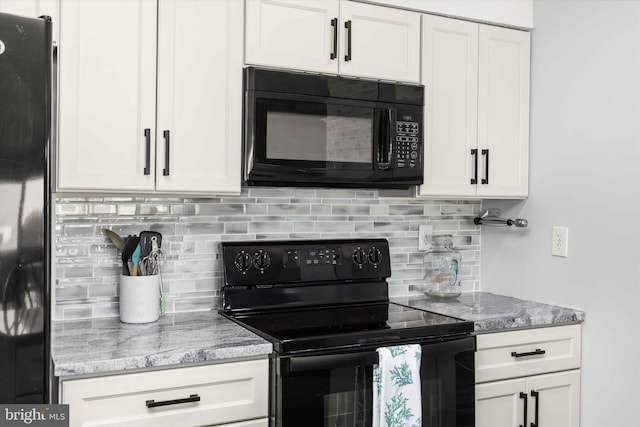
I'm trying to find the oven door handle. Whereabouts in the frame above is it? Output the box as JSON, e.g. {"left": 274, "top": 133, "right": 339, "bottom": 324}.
{"left": 284, "top": 336, "right": 476, "bottom": 375}
{"left": 286, "top": 351, "right": 379, "bottom": 374}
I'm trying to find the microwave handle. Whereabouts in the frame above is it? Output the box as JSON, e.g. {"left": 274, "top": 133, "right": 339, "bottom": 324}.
{"left": 378, "top": 108, "right": 396, "bottom": 170}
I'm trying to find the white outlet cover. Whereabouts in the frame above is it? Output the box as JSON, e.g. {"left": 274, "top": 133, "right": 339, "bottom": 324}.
{"left": 552, "top": 226, "right": 569, "bottom": 257}
{"left": 418, "top": 225, "right": 433, "bottom": 251}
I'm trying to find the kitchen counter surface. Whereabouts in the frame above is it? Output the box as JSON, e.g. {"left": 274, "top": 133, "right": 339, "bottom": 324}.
{"left": 391, "top": 291, "right": 585, "bottom": 332}
{"left": 52, "top": 292, "right": 585, "bottom": 377}
{"left": 51, "top": 311, "right": 272, "bottom": 377}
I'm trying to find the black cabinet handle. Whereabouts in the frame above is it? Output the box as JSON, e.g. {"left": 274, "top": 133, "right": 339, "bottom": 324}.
{"left": 143, "top": 128, "right": 151, "bottom": 175}
{"left": 470, "top": 148, "right": 478, "bottom": 184}
{"left": 519, "top": 391, "right": 528, "bottom": 427}
{"left": 481, "top": 149, "right": 489, "bottom": 184}
{"left": 162, "top": 130, "right": 170, "bottom": 176}
{"left": 511, "top": 349, "right": 546, "bottom": 358}
{"left": 530, "top": 390, "right": 539, "bottom": 427}
{"left": 330, "top": 18, "right": 338, "bottom": 60}
{"left": 146, "top": 394, "right": 200, "bottom": 408}
{"left": 344, "top": 20, "right": 352, "bottom": 61}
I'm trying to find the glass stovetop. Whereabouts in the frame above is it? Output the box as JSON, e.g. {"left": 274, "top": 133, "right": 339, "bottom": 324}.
{"left": 223, "top": 302, "right": 474, "bottom": 354}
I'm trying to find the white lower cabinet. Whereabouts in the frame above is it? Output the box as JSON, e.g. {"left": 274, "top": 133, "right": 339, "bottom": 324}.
{"left": 59, "top": 359, "right": 269, "bottom": 427}
{"left": 475, "top": 325, "right": 581, "bottom": 427}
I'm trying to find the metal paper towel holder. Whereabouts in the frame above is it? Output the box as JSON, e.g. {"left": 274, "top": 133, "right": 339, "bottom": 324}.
{"left": 474, "top": 208, "right": 528, "bottom": 227}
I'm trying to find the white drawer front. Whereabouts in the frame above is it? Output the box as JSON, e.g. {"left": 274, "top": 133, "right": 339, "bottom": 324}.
{"left": 476, "top": 325, "right": 581, "bottom": 383}
{"left": 61, "top": 359, "right": 268, "bottom": 427}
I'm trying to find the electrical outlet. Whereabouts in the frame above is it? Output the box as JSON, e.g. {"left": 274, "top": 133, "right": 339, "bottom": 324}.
{"left": 418, "top": 225, "right": 433, "bottom": 251}
{"left": 552, "top": 226, "right": 568, "bottom": 257}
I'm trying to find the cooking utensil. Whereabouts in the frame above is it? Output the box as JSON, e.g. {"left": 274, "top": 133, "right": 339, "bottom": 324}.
{"left": 139, "top": 231, "right": 163, "bottom": 258}
{"left": 131, "top": 244, "right": 141, "bottom": 276}
{"left": 121, "top": 236, "right": 140, "bottom": 276}
{"left": 103, "top": 229, "right": 125, "bottom": 251}
{"left": 137, "top": 231, "right": 165, "bottom": 314}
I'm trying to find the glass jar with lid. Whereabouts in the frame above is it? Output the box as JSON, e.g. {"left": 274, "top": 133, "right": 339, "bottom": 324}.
{"left": 423, "top": 234, "right": 461, "bottom": 299}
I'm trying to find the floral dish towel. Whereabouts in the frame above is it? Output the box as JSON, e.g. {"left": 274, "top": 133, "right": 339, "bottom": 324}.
{"left": 373, "top": 344, "right": 422, "bottom": 427}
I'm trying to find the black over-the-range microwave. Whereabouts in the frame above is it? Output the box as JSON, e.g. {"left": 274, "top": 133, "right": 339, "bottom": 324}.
{"left": 243, "top": 67, "right": 425, "bottom": 189}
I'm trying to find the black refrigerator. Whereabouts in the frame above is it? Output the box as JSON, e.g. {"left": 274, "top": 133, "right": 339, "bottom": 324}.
{"left": 0, "top": 12, "right": 52, "bottom": 403}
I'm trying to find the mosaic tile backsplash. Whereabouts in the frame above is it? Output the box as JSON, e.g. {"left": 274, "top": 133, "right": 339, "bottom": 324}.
{"left": 54, "top": 187, "right": 481, "bottom": 320}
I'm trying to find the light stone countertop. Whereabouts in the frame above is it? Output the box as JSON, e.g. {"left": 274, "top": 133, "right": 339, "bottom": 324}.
{"left": 391, "top": 291, "right": 585, "bottom": 333}
{"left": 52, "top": 292, "right": 585, "bottom": 377}
{"left": 51, "top": 310, "right": 272, "bottom": 377}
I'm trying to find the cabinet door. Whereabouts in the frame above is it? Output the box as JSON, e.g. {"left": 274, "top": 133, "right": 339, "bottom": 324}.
{"left": 245, "top": 0, "right": 339, "bottom": 74}
{"left": 477, "top": 25, "right": 530, "bottom": 198}
{"left": 155, "top": 0, "right": 242, "bottom": 194}
{"left": 57, "top": 0, "right": 157, "bottom": 192}
{"left": 339, "top": 1, "right": 420, "bottom": 83}
{"left": 476, "top": 378, "right": 527, "bottom": 427}
{"left": 527, "top": 370, "right": 581, "bottom": 427}
{"left": 418, "top": 15, "right": 478, "bottom": 197}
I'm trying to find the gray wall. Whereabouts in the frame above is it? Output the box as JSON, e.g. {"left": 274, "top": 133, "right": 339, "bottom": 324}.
{"left": 482, "top": 1, "right": 640, "bottom": 425}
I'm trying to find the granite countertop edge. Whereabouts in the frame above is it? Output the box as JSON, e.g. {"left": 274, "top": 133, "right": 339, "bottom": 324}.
{"left": 391, "top": 291, "right": 586, "bottom": 333}
{"left": 52, "top": 292, "right": 585, "bottom": 377}
{"left": 51, "top": 310, "right": 273, "bottom": 378}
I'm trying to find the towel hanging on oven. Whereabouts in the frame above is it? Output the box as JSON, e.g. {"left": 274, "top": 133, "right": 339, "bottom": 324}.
{"left": 373, "top": 344, "right": 422, "bottom": 427}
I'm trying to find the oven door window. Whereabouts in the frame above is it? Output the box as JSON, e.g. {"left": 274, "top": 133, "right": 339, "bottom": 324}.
{"left": 254, "top": 98, "right": 375, "bottom": 170}
{"left": 277, "top": 337, "right": 475, "bottom": 427}
{"left": 280, "top": 362, "right": 373, "bottom": 427}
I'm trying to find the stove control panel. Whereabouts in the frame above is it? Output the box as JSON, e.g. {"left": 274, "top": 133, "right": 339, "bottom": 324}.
{"left": 222, "top": 238, "right": 391, "bottom": 287}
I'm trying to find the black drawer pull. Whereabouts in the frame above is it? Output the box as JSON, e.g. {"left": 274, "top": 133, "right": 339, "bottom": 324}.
{"left": 146, "top": 394, "right": 200, "bottom": 408}
{"left": 511, "top": 349, "right": 546, "bottom": 358}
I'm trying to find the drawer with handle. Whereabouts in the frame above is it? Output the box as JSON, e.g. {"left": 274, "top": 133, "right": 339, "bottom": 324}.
{"left": 475, "top": 324, "right": 581, "bottom": 383}
{"left": 60, "top": 359, "right": 268, "bottom": 427}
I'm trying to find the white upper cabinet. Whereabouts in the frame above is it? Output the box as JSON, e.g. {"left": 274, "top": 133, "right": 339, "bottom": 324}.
{"left": 338, "top": 1, "right": 420, "bottom": 82}
{"left": 245, "top": 0, "right": 339, "bottom": 75}
{"left": 419, "top": 14, "right": 530, "bottom": 199}
{"left": 57, "top": 0, "right": 242, "bottom": 195}
{"left": 476, "top": 24, "right": 530, "bottom": 198}
{"left": 420, "top": 15, "right": 478, "bottom": 197}
{"left": 0, "top": 0, "right": 59, "bottom": 43}
{"left": 155, "top": 0, "right": 242, "bottom": 194}
{"left": 244, "top": 0, "right": 420, "bottom": 83}
{"left": 57, "top": 0, "right": 157, "bottom": 192}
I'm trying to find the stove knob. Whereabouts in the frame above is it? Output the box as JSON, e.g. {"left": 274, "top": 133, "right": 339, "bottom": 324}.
{"left": 352, "top": 248, "right": 367, "bottom": 266}
{"left": 253, "top": 251, "right": 271, "bottom": 271}
{"left": 234, "top": 251, "right": 252, "bottom": 272}
{"left": 368, "top": 247, "right": 382, "bottom": 266}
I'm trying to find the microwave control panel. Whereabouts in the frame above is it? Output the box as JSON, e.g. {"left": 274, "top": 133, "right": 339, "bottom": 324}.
{"left": 395, "top": 120, "right": 421, "bottom": 169}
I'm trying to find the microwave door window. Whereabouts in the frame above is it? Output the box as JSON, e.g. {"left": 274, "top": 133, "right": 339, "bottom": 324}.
{"left": 262, "top": 102, "right": 373, "bottom": 169}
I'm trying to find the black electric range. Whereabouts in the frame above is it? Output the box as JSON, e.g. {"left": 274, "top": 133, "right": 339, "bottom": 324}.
{"left": 219, "top": 238, "right": 476, "bottom": 427}
{"left": 219, "top": 238, "right": 473, "bottom": 352}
